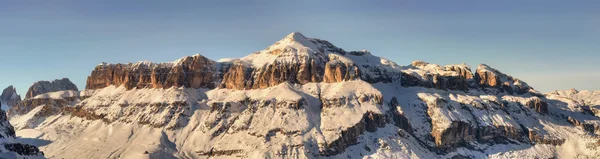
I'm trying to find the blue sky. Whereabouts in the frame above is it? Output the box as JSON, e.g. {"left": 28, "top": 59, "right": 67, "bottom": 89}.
{"left": 1, "top": 0, "right": 599, "bottom": 95}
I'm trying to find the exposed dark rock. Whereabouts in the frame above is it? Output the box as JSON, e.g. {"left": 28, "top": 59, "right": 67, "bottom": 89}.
{"left": 451, "top": 154, "right": 472, "bottom": 159}
{"left": 86, "top": 54, "right": 217, "bottom": 90}
{"left": 526, "top": 130, "right": 565, "bottom": 146}
{"left": 197, "top": 148, "right": 243, "bottom": 157}
{"left": 1, "top": 85, "right": 21, "bottom": 106}
{"left": 320, "top": 111, "right": 387, "bottom": 156}
{"left": 0, "top": 109, "right": 44, "bottom": 157}
{"left": 401, "top": 61, "right": 474, "bottom": 91}
{"left": 25, "top": 78, "right": 78, "bottom": 99}
{"left": 477, "top": 125, "right": 524, "bottom": 144}
{"left": 323, "top": 61, "right": 360, "bottom": 83}
{"left": 4, "top": 143, "right": 44, "bottom": 156}
{"left": 431, "top": 121, "right": 476, "bottom": 148}
{"left": 321, "top": 94, "right": 382, "bottom": 108}
{"left": 0, "top": 110, "right": 15, "bottom": 139}
{"left": 219, "top": 63, "right": 254, "bottom": 90}
{"left": 474, "top": 64, "right": 532, "bottom": 95}
{"left": 388, "top": 97, "right": 412, "bottom": 132}
{"left": 567, "top": 116, "right": 598, "bottom": 134}
{"left": 524, "top": 97, "right": 549, "bottom": 114}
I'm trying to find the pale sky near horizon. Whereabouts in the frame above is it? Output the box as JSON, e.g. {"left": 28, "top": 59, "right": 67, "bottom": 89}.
{"left": 1, "top": 0, "right": 599, "bottom": 95}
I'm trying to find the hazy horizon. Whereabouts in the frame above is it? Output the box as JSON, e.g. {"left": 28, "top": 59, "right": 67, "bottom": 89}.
{"left": 2, "top": 0, "right": 599, "bottom": 95}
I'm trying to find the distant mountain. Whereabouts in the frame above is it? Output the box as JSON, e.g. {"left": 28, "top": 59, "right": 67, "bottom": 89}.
{"left": 8, "top": 32, "right": 600, "bottom": 158}
{"left": 1, "top": 85, "right": 21, "bottom": 109}
{"left": 24, "top": 78, "right": 78, "bottom": 99}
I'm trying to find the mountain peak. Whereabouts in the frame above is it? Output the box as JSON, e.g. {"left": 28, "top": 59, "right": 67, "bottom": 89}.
{"left": 272, "top": 32, "right": 316, "bottom": 50}
{"left": 283, "top": 32, "right": 308, "bottom": 41}
{"left": 1, "top": 85, "right": 21, "bottom": 106}
{"left": 239, "top": 32, "right": 328, "bottom": 67}
{"left": 26, "top": 78, "right": 78, "bottom": 99}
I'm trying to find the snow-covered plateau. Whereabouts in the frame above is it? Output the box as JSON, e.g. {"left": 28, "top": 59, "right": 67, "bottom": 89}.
{"left": 3, "top": 32, "right": 600, "bottom": 159}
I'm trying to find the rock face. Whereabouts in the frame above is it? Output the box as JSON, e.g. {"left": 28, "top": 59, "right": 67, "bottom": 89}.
{"left": 227, "top": 59, "right": 324, "bottom": 89}
{"left": 1, "top": 85, "right": 21, "bottom": 106}
{"left": 524, "top": 97, "right": 549, "bottom": 114}
{"left": 323, "top": 61, "right": 360, "bottom": 83}
{"left": 219, "top": 63, "right": 254, "bottom": 90}
{"left": 86, "top": 55, "right": 217, "bottom": 90}
{"left": 401, "top": 61, "right": 475, "bottom": 91}
{"left": 218, "top": 57, "right": 362, "bottom": 90}
{"left": 474, "top": 64, "right": 532, "bottom": 94}
{"left": 401, "top": 62, "right": 534, "bottom": 95}
{"left": 0, "top": 109, "right": 44, "bottom": 158}
{"left": 25, "top": 78, "right": 78, "bottom": 99}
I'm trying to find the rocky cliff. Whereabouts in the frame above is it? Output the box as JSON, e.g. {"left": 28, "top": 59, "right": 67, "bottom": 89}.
{"left": 1, "top": 85, "right": 21, "bottom": 107}
{"left": 25, "top": 78, "right": 78, "bottom": 99}
{"left": 474, "top": 64, "right": 533, "bottom": 94}
{"left": 86, "top": 55, "right": 217, "bottom": 90}
{"left": 401, "top": 61, "right": 475, "bottom": 91}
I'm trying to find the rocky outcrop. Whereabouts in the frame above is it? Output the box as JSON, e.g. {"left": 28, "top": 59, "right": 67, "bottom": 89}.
{"left": 248, "top": 59, "right": 323, "bottom": 89}
{"left": 219, "top": 63, "right": 254, "bottom": 90}
{"left": 418, "top": 93, "right": 542, "bottom": 150}
{"left": 320, "top": 111, "right": 387, "bottom": 156}
{"left": 419, "top": 94, "right": 478, "bottom": 149}
{"left": 3, "top": 143, "right": 44, "bottom": 157}
{"left": 567, "top": 117, "right": 598, "bottom": 134}
{"left": 1, "top": 85, "right": 21, "bottom": 106}
{"left": 401, "top": 62, "right": 537, "bottom": 94}
{"left": 323, "top": 61, "right": 360, "bottom": 83}
{"left": 219, "top": 58, "right": 361, "bottom": 90}
{"left": 431, "top": 121, "right": 476, "bottom": 148}
{"left": 524, "top": 97, "right": 549, "bottom": 114}
{"left": 86, "top": 54, "right": 217, "bottom": 90}
{"left": 8, "top": 97, "right": 77, "bottom": 117}
{"left": 25, "top": 78, "right": 78, "bottom": 99}
{"left": 0, "top": 109, "right": 44, "bottom": 157}
{"left": 401, "top": 61, "right": 474, "bottom": 91}
{"left": 477, "top": 125, "right": 524, "bottom": 143}
{"left": 445, "top": 65, "right": 474, "bottom": 83}
{"left": 474, "top": 64, "right": 532, "bottom": 94}
{"left": 388, "top": 97, "right": 412, "bottom": 132}
{"left": 321, "top": 94, "right": 383, "bottom": 108}
{"left": 0, "top": 110, "right": 15, "bottom": 139}
{"left": 526, "top": 129, "right": 565, "bottom": 146}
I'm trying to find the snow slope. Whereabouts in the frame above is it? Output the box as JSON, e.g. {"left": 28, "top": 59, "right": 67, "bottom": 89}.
{"left": 13, "top": 82, "right": 600, "bottom": 159}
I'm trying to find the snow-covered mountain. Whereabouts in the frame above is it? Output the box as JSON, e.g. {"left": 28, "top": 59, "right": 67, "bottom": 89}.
{"left": 1, "top": 85, "right": 21, "bottom": 110}
{"left": 8, "top": 32, "right": 600, "bottom": 159}
{"left": 24, "top": 78, "right": 78, "bottom": 99}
